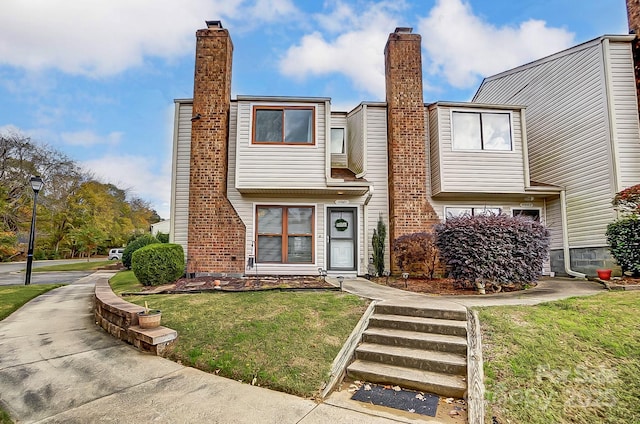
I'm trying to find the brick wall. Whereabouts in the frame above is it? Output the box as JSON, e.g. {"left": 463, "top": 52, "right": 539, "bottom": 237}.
{"left": 188, "top": 23, "right": 246, "bottom": 275}
{"left": 384, "top": 29, "right": 439, "bottom": 273}
{"left": 627, "top": 0, "right": 640, "bottom": 114}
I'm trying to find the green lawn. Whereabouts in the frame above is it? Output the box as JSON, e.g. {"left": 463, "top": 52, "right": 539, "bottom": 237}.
{"left": 110, "top": 271, "right": 367, "bottom": 397}
{"left": 479, "top": 291, "right": 640, "bottom": 423}
{"left": 0, "top": 284, "right": 64, "bottom": 321}
{"left": 32, "top": 260, "right": 114, "bottom": 272}
{"left": 109, "top": 270, "right": 143, "bottom": 294}
{"left": 0, "top": 407, "right": 11, "bottom": 424}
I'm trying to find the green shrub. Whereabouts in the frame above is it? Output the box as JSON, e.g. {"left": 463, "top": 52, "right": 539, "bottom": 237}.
{"left": 371, "top": 215, "right": 386, "bottom": 277}
{"left": 132, "top": 243, "right": 185, "bottom": 286}
{"left": 392, "top": 232, "right": 439, "bottom": 278}
{"left": 122, "top": 234, "right": 159, "bottom": 269}
{"left": 435, "top": 214, "right": 550, "bottom": 286}
{"left": 606, "top": 216, "right": 640, "bottom": 277}
{"left": 156, "top": 232, "right": 169, "bottom": 243}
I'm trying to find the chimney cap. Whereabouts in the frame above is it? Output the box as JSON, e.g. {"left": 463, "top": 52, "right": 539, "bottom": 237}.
{"left": 206, "top": 20, "right": 223, "bottom": 29}
{"left": 394, "top": 27, "right": 413, "bottom": 34}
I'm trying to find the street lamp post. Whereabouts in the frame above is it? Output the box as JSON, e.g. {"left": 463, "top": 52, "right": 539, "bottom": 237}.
{"left": 25, "top": 176, "right": 44, "bottom": 285}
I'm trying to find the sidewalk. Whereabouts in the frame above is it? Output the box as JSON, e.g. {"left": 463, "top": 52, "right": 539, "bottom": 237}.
{"left": 0, "top": 273, "right": 413, "bottom": 423}
{"left": 0, "top": 273, "right": 605, "bottom": 423}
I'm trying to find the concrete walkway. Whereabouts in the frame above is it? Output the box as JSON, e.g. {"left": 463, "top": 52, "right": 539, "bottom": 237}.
{"left": 0, "top": 273, "right": 605, "bottom": 423}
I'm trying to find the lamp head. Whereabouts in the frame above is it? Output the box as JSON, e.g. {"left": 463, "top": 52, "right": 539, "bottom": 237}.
{"left": 30, "top": 176, "right": 44, "bottom": 193}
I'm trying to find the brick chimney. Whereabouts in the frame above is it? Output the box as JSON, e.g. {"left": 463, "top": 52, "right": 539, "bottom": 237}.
{"left": 384, "top": 27, "right": 439, "bottom": 273}
{"left": 627, "top": 0, "right": 640, "bottom": 112}
{"left": 188, "top": 21, "right": 246, "bottom": 275}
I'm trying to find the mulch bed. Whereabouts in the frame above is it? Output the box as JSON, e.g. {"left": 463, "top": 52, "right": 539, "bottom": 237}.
{"left": 136, "top": 275, "right": 338, "bottom": 294}
{"left": 371, "top": 276, "right": 478, "bottom": 295}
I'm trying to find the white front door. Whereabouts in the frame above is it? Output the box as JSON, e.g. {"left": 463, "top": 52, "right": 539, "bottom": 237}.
{"left": 328, "top": 207, "right": 357, "bottom": 271}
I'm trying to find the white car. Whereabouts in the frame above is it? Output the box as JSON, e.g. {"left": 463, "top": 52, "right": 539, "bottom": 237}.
{"left": 108, "top": 248, "right": 124, "bottom": 260}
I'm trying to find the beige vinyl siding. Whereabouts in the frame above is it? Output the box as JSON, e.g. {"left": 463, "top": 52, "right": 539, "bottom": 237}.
{"left": 436, "top": 105, "right": 526, "bottom": 193}
{"left": 607, "top": 41, "right": 640, "bottom": 190}
{"left": 330, "top": 113, "right": 347, "bottom": 168}
{"left": 364, "top": 106, "right": 390, "bottom": 272}
{"left": 235, "top": 101, "right": 327, "bottom": 189}
{"left": 347, "top": 106, "right": 366, "bottom": 176}
{"left": 474, "top": 39, "right": 617, "bottom": 248}
{"left": 545, "top": 197, "right": 563, "bottom": 250}
{"left": 429, "top": 107, "right": 442, "bottom": 195}
{"left": 170, "top": 101, "right": 192, "bottom": 255}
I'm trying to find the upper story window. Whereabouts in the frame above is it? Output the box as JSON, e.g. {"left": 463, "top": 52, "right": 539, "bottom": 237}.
{"left": 330, "top": 128, "right": 345, "bottom": 154}
{"left": 253, "top": 106, "right": 314, "bottom": 145}
{"left": 452, "top": 111, "right": 512, "bottom": 151}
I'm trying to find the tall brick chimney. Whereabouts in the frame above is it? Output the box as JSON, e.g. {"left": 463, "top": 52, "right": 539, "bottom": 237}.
{"left": 188, "top": 21, "right": 246, "bottom": 275}
{"left": 626, "top": 0, "right": 640, "bottom": 111}
{"left": 384, "top": 27, "right": 439, "bottom": 273}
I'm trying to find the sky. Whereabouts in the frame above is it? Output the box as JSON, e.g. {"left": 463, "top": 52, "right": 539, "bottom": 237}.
{"left": 0, "top": 0, "right": 629, "bottom": 219}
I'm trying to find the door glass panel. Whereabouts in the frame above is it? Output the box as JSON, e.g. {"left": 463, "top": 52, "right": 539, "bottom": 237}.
{"left": 330, "top": 211, "right": 354, "bottom": 238}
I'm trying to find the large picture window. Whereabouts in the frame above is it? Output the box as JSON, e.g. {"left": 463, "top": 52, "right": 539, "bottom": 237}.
{"left": 452, "top": 111, "right": 512, "bottom": 151}
{"left": 253, "top": 106, "right": 314, "bottom": 144}
{"left": 445, "top": 207, "right": 502, "bottom": 219}
{"left": 256, "top": 206, "right": 314, "bottom": 263}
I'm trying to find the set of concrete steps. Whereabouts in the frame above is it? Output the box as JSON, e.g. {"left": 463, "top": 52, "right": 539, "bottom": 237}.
{"left": 346, "top": 303, "right": 468, "bottom": 398}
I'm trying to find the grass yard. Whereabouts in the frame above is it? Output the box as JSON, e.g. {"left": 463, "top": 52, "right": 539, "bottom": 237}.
{"left": 0, "top": 284, "right": 64, "bottom": 321}
{"left": 0, "top": 407, "right": 11, "bottom": 424}
{"left": 479, "top": 291, "right": 640, "bottom": 424}
{"left": 112, "top": 272, "right": 367, "bottom": 397}
{"left": 32, "top": 260, "right": 114, "bottom": 272}
{"left": 109, "top": 270, "right": 143, "bottom": 294}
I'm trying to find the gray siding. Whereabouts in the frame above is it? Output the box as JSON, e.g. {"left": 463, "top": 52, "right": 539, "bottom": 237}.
{"left": 347, "top": 106, "right": 365, "bottom": 176}
{"left": 364, "top": 106, "right": 390, "bottom": 272}
{"left": 170, "top": 101, "right": 192, "bottom": 255}
{"left": 434, "top": 105, "right": 526, "bottom": 193}
{"left": 235, "top": 101, "right": 327, "bottom": 189}
{"left": 607, "top": 41, "right": 640, "bottom": 190}
{"left": 474, "top": 38, "right": 617, "bottom": 248}
{"left": 429, "top": 107, "right": 442, "bottom": 195}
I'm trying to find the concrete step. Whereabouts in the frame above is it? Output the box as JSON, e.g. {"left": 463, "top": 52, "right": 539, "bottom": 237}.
{"left": 362, "top": 327, "right": 467, "bottom": 354}
{"left": 355, "top": 343, "right": 467, "bottom": 375}
{"left": 369, "top": 314, "right": 467, "bottom": 337}
{"left": 347, "top": 360, "right": 466, "bottom": 398}
{"left": 375, "top": 304, "right": 467, "bottom": 321}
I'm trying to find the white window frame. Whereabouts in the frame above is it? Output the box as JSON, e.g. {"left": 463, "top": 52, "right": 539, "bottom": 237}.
{"left": 445, "top": 206, "right": 503, "bottom": 219}
{"left": 450, "top": 108, "right": 514, "bottom": 152}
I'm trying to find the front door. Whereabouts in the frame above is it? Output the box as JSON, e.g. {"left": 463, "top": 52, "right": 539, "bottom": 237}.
{"left": 327, "top": 207, "right": 357, "bottom": 271}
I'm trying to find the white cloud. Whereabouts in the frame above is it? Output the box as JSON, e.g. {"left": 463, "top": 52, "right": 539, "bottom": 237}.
{"left": 279, "top": 1, "right": 405, "bottom": 99}
{"left": 0, "top": 0, "right": 299, "bottom": 77}
{"left": 60, "top": 130, "right": 123, "bottom": 147}
{"left": 418, "top": 0, "right": 575, "bottom": 89}
{"left": 82, "top": 154, "right": 171, "bottom": 219}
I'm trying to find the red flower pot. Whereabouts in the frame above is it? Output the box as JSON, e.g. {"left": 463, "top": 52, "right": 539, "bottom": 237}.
{"left": 596, "top": 269, "right": 612, "bottom": 281}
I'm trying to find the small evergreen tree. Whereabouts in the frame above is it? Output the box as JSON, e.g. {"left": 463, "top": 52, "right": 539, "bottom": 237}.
{"left": 372, "top": 215, "right": 386, "bottom": 277}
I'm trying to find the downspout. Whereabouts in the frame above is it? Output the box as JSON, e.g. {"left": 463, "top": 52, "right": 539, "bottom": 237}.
{"left": 560, "top": 190, "right": 586, "bottom": 278}
{"left": 362, "top": 186, "right": 374, "bottom": 275}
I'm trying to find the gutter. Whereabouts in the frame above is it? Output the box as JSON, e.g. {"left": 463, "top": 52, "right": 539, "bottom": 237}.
{"left": 560, "top": 190, "right": 586, "bottom": 279}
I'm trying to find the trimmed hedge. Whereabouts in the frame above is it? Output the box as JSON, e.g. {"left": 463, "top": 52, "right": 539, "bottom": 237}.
{"left": 132, "top": 243, "right": 185, "bottom": 286}
{"left": 123, "top": 234, "right": 159, "bottom": 269}
{"left": 606, "top": 216, "right": 640, "bottom": 277}
{"left": 435, "top": 214, "right": 550, "bottom": 285}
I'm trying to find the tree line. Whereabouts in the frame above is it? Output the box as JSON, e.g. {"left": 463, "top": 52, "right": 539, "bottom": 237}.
{"left": 0, "top": 132, "right": 161, "bottom": 261}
